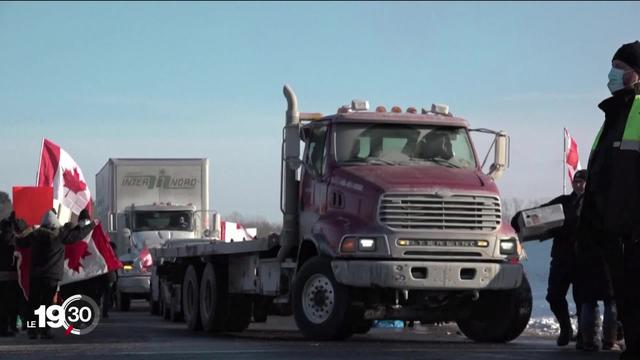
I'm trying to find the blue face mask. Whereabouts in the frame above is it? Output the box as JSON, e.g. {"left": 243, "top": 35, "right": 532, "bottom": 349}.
{"left": 608, "top": 67, "right": 625, "bottom": 94}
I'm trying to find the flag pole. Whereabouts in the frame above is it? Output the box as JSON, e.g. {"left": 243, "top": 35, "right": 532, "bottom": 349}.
{"left": 563, "top": 128, "right": 567, "bottom": 195}
{"left": 36, "top": 138, "right": 44, "bottom": 185}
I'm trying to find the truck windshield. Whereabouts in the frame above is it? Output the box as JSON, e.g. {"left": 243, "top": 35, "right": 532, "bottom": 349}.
{"left": 335, "top": 123, "right": 477, "bottom": 169}
{"left": 133, "top": 211, "right": 193, "bottom": 232}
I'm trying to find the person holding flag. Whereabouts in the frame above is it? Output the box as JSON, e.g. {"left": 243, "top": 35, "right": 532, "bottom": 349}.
{"left": 15, "top": 209, "right": 84, "bottom": 339}
{"left": 13, "top": 139, "right": 123, "bottom": 339}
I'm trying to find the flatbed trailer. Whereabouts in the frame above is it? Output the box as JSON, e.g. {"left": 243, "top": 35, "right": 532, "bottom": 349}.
{"left": 151, "top": 235, "right": 294, "bottom": 331}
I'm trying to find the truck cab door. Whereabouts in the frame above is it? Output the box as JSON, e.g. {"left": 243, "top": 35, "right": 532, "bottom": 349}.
{"left": 300, "top": 124, "right": 329, "bottom": 237}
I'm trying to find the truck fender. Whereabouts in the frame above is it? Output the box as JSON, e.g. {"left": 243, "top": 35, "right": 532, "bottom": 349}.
{"left": 296, "top": 234, "right": 334, "bottom": 270}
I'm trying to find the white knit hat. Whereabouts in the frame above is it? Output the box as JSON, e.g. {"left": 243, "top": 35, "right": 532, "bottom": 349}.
{"left": 41, "top": 210, "right": 60, "bottom": 229}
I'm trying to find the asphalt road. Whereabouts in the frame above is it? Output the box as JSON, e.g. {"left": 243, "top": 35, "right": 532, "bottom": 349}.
{"left": 0, "top": 301, "right": 623, "bottom": 360}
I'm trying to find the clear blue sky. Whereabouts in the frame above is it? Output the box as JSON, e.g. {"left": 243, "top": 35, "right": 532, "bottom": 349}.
{"left": 1, "top": 2, "right": 638, "bottom": 221}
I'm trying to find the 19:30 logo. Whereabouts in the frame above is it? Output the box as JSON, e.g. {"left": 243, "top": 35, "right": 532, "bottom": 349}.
{"left": 31, "top": 294, "right": 100, "bottom": 335}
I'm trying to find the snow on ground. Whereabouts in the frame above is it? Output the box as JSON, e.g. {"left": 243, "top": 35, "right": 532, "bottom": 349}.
{"left": 525, "top": 316, "right": 579, "bottom": 337}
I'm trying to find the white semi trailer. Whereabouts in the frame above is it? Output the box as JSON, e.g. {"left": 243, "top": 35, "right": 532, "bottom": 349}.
{"left": 95, "top": 158, "right": 209, "bottom": 310}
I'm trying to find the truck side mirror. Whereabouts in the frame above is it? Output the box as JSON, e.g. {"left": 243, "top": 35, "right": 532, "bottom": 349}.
{"left": 487, "top": 131, "right": 509, "bottom": 181}
{"left": 120, "top": 227, "right": 132, "bottom": 249}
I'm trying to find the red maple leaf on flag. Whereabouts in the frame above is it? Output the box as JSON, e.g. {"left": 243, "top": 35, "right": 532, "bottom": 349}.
{"left": 63, "top": 167, "right": 87, "bottom": 194}
{"left": 65, "top": 240, "right": 92, "bottom": 273}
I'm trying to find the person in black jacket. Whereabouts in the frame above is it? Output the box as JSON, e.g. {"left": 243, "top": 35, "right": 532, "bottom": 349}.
{"left": 16, "top": 210, "right": 82, "bottom": 339}
{"left": 59, "top": 209, "right": 98, "bottom": 303}
{"left": 577, "top": 41, "right": 640, "bottom": 360}
{"left": 16, "top": 210, "right": 62, "bottom": 339}
{"left": 511, "top": 169, "right": 586, "bottom": 347}
{"left": 0, "top": 213, "right": 19, "bottom": 337}
{"left": 545, "top": 170, "right": 587, "bottom": 346}
{"left": 1, "top": 213, "right": 29, "bottom": 334}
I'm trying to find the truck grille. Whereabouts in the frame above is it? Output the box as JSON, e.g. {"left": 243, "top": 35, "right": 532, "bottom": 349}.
{"left": 378, "top": 193, "right": 501, "bottom": 231}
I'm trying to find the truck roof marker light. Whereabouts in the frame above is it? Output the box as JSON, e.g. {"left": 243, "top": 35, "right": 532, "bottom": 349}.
{"left": 406, "top": 107, "right": 417, "bottom": 114}
{"left": 351, "top": 99, "right": 369, "bottom": 111}
{"left": 391, "top": 106, "right": 402, "bottom": 113}
{"left": 431, "top": 103, "right": 450, "bottom": 116}
{"left": 375, "top": 106, "right": 386, "bottom": 113}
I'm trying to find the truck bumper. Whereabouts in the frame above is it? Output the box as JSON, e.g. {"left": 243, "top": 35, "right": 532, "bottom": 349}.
{"left": 331, "top": 260, "right": 522, "bottom": 290}
{"left": 118, "top": 274, "right": 150, "bottom": 295}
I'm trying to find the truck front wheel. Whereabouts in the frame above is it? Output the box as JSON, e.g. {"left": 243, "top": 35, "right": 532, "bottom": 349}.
{"left": 456, "top": 274, "right": 532, "bottom": 343}
{"left": 293, "top": 257, "right": 352, "bottom": 340}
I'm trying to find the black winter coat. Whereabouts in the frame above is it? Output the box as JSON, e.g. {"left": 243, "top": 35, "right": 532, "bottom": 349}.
{"left": 0, "top": 225, "right": 16, "bottom": 273}
{"left": 16, "top": 228, "right": 64, "bottom": 281}
{"left": 542, "top": 192, "right": 583, "bottom": 260}
{"left": 572, "top": 89, "right": 638, "bottom": 302}
{"left": 580, "top": 88, "right": 640, "bottom": 238}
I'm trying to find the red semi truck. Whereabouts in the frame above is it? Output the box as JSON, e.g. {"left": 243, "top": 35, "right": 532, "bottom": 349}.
{"left": 150, "top": 85, "right": 532, "bottom": 341}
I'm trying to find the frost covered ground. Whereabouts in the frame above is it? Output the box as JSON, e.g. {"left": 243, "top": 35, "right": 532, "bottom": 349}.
{"left": 523, "top": 240, "right": 576, "bottom": 337}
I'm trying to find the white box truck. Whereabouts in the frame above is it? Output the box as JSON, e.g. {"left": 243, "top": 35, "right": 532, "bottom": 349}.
{"left": 95, "top": 158, "right": 209, "bottom": 310}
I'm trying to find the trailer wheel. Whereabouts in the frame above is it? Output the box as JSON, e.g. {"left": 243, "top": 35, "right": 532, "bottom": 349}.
{"left": 158, "top": 294, "right": 165, "bottom": 318}
{"left": 226, "top": 295, "right": 252, "bottom": 332}
{"left": 199, "top": 263, "right": 228, "bottom": 332}
{"left": 162, "top": 297, "right": 170, "bottom": 320}
{"left": 117, "top": 290, "right": 131, "bottom": 312}
{"left": 169, "top": 293, "right": 182, "bottom": 322}
{"left": 183, "top": 265, "right": 202, "bottom": 330}
{"left": 161, "top": 280, "right": 171, "bottom": 320}
{"left": 158, "top": 280, "right": 165, "bottom": 318}
{"left": 293, "top": 257, "right": 352, "bottom": 340}
{"left": 150, "top": 282, "right": 160, "bottom": 315}
{"left": 456, "top": 274, "right": 532, "bottom": 343}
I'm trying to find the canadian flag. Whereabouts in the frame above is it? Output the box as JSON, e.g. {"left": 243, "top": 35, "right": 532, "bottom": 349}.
{"left": 564, "top": 128, "right": 582, "bottom": 181}
{"left": 37, "top": 138, "right": 92, "bottom": 215}
{"left": 16, "top": 223, "right": 122, "bottom": 299}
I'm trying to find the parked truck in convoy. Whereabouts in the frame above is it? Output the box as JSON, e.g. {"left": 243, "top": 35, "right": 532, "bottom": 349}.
{"left": 150, "top": 86, "right": 532, "bottom": 341}
{"left": 95, "top": 158, "right": 209, "bottom": 311}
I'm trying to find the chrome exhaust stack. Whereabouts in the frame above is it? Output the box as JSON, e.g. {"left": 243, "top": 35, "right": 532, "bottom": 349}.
{"left": 278, "top": 84, "right": 301, "bottom": 261}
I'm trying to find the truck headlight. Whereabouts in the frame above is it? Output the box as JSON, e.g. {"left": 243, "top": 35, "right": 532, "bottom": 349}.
{"left": 340, "top": 236, "right": 381, "bottom": 253}
{"left": 358, "top": 238, "right": 376, "bottom": 251}
{"left": 499, "top": 239, "right": 517, "bottom": 255}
